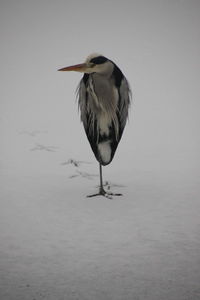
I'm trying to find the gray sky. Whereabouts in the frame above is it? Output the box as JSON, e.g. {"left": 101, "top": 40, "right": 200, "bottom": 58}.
{"left": 1, "top": 0, "right": 200, "bottom": 176}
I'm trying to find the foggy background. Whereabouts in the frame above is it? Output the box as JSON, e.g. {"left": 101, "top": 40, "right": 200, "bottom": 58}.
{"left": 0, "top": 1, "right": 200, "bottom": 299}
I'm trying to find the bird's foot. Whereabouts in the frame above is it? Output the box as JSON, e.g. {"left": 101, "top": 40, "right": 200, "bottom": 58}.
{"left": 87, "top": 187, "right": 122, "bottom": 199}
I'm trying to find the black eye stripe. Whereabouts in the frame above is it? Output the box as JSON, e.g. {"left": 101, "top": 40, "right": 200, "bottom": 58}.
{"left": 90, "top": 56, "right": 108, "bottom": 65}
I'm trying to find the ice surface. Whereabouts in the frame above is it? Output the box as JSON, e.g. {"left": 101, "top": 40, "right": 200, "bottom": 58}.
{"left": 0, "top": 135, "right": 200, "bottom": 300}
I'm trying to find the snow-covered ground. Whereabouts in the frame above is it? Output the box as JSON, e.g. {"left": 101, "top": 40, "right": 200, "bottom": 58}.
{"left": 1, "top": 1, "right": 200, "bottom": 299}
{"left": 0, "top": 130, "right": 200, "bottom": 300}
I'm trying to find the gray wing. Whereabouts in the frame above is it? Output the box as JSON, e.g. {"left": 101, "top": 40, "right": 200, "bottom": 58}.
{"left": 78, "top": 75, "right": 131, "bottom": 138}
{"left": 118, "top": 77, "right": 131, "bottom": 137}
{"left": 77, "top": 76, "right": 100, "bottom": 162}
{"left": 77, "top": 77, "right": 87, "bottom": 126}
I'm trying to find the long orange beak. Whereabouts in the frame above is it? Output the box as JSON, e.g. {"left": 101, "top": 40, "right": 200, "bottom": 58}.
{"left": 58, "top": 63, "right": 87, "bottom": 72}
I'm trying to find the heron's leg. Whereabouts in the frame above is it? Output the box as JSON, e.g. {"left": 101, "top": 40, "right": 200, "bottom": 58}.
{"left": 99, "top": 163, "right": 104, "bottom": 194}
{"left": 87, "top": 163, "right": 122, "bottom": 199}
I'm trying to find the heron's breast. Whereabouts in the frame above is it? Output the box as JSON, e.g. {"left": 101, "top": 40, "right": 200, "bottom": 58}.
{"left": 98, "top": 112, "right": 112, "bottom": 136}
{"left": 87, "top": 75, "right": 119, "bottom": 138}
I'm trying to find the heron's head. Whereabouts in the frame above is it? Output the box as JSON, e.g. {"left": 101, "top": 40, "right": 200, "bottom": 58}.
{"left": 58, "top": 53, "right": 114, "bottom": 75}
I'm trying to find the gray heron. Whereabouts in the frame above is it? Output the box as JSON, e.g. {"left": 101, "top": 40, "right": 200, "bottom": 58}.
{"left": 58, "top": 54, "right": 131, "bottom": 198}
